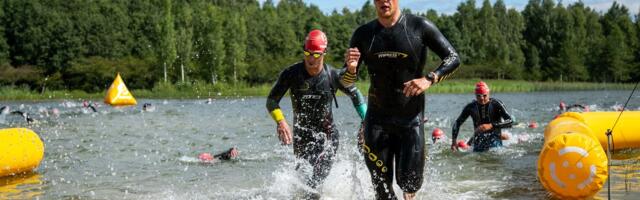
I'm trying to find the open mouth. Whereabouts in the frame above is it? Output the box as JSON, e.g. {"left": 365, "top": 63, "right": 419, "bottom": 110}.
{"left": 380, "top": 5, "right": 390, "bottom": 11}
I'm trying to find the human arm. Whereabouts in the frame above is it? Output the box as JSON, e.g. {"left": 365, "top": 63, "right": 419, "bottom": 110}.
{"left": 340, "top": 30, "right": 365, "bottom": 88}
{"left": 403, "top": 19, "right": 461, "bottom": 97}
{"left": 492, "top": 99, "right": 514, "bottom": 129}
{"left": 266, "top": 70, "right": 293, "bottom": 145}
{"left": 334, "top": 68, "right": 367, "bottom": 120}
{"left": 213, "top": 147, "right": 239, "bottom": 160}
{"left": 451, "top": 105, "right": 471, "bottom": 151}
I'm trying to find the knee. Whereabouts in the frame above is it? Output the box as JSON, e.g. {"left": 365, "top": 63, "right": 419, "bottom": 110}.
{"left": 397, "top": 172, "right": 423, "bottom": 193}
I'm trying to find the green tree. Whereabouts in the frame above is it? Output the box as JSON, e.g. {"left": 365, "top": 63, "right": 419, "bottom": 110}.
{"left": 156, "top": 0, "right": 176, "bottom": 83}
{"left": 223, "top": 11, "right": 247, "bottom": 83}
{"left": 193, "top": 3, "right": 225, "bottom": 85}
{"left": 174, "top": 1, "right": 193, "bottom": 83}
{"left": 0, "top": 2, "right": 8, "bottom": 66}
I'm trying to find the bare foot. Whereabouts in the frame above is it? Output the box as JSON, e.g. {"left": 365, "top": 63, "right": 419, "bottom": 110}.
{"left": 403, "top": 192, "right": 416, "bottom": 200}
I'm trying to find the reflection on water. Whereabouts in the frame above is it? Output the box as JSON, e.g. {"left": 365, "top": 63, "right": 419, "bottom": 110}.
{"left": 0, "top": 90, "right": 638, "bottom": 199}
{"left": 0, "top": 172, "right": 44, "bottom": 199}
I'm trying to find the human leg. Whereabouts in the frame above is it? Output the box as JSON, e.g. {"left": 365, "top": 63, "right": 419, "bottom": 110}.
{"left": 362, "top": 118, "right": 397, "bottom": 200}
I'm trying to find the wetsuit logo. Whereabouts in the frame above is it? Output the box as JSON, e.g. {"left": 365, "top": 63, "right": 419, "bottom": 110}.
{"left": 302, "top": 95, "right": 322, "bottom": 100}
{"left": 362, "top": 143, "right": 388, "bottom": 173}
{"left": 374, "top": 51, "right": 408, "bottom": 59}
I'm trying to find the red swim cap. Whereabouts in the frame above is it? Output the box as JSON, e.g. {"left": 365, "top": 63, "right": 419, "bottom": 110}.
{"left": 528, "top": 121, "right": 538, "bottom": 129}
{"left": 475, "top": 81, "right": 490, "bottom": 95}
{"left": 432, "top": 128, "right": 444, "bottom": 139}
{"left": 457, "top": 140, "right": 469, "bottom": 150}
{"left": 304, "top": 30, "right": 328, "bottom": 53}
{"left": 198, "top": 153, "right": 213, "bottom": 162}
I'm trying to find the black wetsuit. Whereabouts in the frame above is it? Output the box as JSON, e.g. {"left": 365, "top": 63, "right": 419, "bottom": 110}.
{"left": 266, "top": 62, "right": 366, "bottom": 188}
{"left": 349, "top": 13, "right": 460, "bottom": 199}
{"left": 452, "top": 98, "right": 513, "bottom": 152}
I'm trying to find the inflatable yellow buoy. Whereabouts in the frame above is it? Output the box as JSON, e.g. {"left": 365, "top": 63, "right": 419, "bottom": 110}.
{"left": 104, "top": 73, "right": 137, "bottom": 106}
{"left": 538, "top": 133, "right": 608, "bottom": 199}
{"left": 538, "top": 111, "right": 640, "bottom": 199}
{"left": 0, "top": 128, "right": 45, "bottom": 177}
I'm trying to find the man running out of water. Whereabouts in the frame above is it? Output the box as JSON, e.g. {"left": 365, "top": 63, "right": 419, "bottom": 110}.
{"left": 266, "top": 30, "right": 367, "bottom": 194}
{"left": 342, "top": 0, "right": 460, "bottom": 199}
{"left": 451, "top": 81, "right": 514, "bottom": 152}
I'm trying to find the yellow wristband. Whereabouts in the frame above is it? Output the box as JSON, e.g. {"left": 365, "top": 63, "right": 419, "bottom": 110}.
{"left": 270, "top": 109, "right": 285, "bottom": 122}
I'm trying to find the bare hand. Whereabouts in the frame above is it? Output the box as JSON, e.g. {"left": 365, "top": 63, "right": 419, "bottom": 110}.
{"left": 451, "top": 143, "right": 458, "bottom": 151}
{"left": 344, "top": 48, "right": 360, "bottom": 74}
{"left": 229, "top": 147, "right": 239, "bottom": 158}
{"left": 403, "top": 77, "right": 432, "bottom": 97}
{"left": 277, "top": 120, "right": 292, "bottom": 145}
{"left": 475, "top": 123, "right": 493, "bottom": 133}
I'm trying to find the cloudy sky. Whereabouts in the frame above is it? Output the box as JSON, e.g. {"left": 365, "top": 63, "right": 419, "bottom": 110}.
{"left": 259, "top": 0, "right": 639, "bottom": 15}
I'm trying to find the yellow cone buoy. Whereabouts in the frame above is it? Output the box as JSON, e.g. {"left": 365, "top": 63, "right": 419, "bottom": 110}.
{"left": 0, "top": 128, "right": 45, "bottom": 177}
{"left": 104, "top": 73, "right": 137, "bottom": 106}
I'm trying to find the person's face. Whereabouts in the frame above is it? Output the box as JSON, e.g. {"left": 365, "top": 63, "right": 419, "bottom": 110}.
{"left": 374, "top": 0, "right": 399, "bottom": 19}
{"left": 303, "top": 50, "right": 324, "bottom": 70}
{"left": 476, "top": 93, "right": 490, "bottom": 105}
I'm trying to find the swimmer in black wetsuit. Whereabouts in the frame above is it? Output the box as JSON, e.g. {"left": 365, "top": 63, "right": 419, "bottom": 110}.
{"left": 266, "top": 30, "right": 367, "bottom": 193}
{"left": 10, "top": 110, "right": 35, "bottom": 123}
{"left": 342, "top": 0, "right": 460, "bottom": 199}
{"left": 451, "top": 82, "right": 514, "bottom": 152}
{"left": 198, "top": 147, "right": 239, "bottom": 162}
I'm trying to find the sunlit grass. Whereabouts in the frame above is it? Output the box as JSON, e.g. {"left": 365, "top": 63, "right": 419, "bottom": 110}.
{"left": 0, "top": 79, "right": 635, "bottom": 100}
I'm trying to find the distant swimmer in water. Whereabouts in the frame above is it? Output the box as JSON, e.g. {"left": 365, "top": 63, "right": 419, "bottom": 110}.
{"left": 198, "top": 147, "right": 239, "bottom": 163}
{"left": 142, "top": 103, "right": 155, "bottom": 112}
{"left": 558, "top": 101, "right": 589, "bottom": 113}
{"left": 82, "top": 100, "right": 98, "bottom": 112}
{"left": 451, "top": 82, "right": 514, "bottom": 152}
{"left": 0, "top": 106, "right": 10, "bottom": 115}
{"left": 205, "top": 98, "right": 213, "bottom": 104}
{"left": 9, "top": 110, "right": 35, "bottom": 124}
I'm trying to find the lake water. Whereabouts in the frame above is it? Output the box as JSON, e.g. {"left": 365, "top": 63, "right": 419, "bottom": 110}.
{"left": 1, "top": 90, "right": 639, "bottom": 199}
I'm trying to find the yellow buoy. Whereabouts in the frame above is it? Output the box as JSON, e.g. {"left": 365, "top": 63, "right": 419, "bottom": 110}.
{"left": 104, "top": 73, "right": 137, "bottom": 106}
{"left": 538, "top": 111, "right": 640, "bottom": 199}
{"left": 538, "top": 133, "right": 608, "bottom": 199}
{"left": 0, "top": 128, "right": 45, "bottom": 177}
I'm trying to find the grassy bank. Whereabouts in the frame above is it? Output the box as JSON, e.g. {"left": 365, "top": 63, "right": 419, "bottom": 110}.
{"left": 0, "top": 79, "right": 636, "bottom": 101}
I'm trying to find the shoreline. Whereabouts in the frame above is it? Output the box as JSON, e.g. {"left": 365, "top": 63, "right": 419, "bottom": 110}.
{"left": 0, "top": 79, "right": 635, "bottom": 101}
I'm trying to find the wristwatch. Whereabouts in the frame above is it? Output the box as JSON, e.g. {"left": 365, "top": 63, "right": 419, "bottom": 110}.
{"left": 426, "top": 72, "right": 438, "bottom": 84}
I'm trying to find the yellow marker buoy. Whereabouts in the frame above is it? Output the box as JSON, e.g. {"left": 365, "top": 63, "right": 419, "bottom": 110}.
{"left": 104, "top": 73, "right": 137, "bottom": 106}
{"left": 538, "top": 111, "right": 640, "bottom": 198}
{"left": 0, "top": 128, "right": 45, "bottom": 177}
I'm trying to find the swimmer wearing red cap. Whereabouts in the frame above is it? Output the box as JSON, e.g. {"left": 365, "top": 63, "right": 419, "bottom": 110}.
{"left": 198, "top": 147, "right": 239, "bottom": 162}
{"left": 451, "top": 81, "right": 514, "bottom": 152}
{"left": 266, "top": 30, "right": 367, "bottom": 192}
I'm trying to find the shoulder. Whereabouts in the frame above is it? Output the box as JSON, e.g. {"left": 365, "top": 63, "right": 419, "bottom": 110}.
{"left": 464, "top": 101, "right": 477, "bottom": 109}
{"left": 279, "top": 62, "right": 304, "bottom": 78}
{"left": 403, "top": 14, "right": 434, "bottom": 29}
{"left": 352, "top": 19, "right": 378, "bottom": 39}
{"left": 490, "top": 98, "right": 508, "bottom": 107}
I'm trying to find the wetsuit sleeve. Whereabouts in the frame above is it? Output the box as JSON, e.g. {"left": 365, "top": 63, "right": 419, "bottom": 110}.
{"left": 266, "top": 69, "right": 291, "bottom": 123}
{"left": 492, "top": 99, "right": 514, "bottom": 129}
{"left": 333, "top": 68, "right": 367, "bottom": 120}
{"left": 213, "top": 148, "right": 235, "bottom": 160}
{"left": 452, "top": 104, "right": 472, "bottom": 143}
{"left": 421, "top": 19, "right": 460, "bottom": 83}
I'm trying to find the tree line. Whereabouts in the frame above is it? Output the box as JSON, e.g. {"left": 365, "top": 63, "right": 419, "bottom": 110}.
{"left": 0, "top": 0, "right": 638, "bottom": 92}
